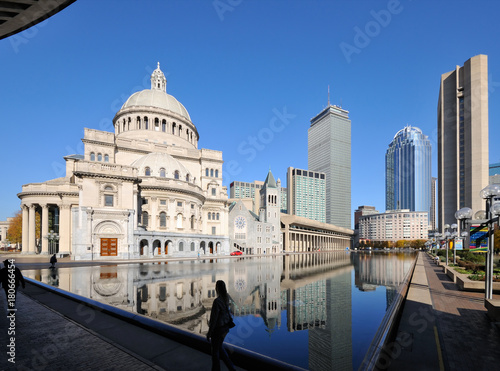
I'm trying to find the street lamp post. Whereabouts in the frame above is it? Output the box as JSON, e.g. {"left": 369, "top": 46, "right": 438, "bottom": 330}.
{"left": 443, "top": 224, "right": 451, "bottom": 266}
{"left": 455, "top": 207, "right": 473, "bottom": 265}
{"left": 45, "top": 230, "right": 60, "bottom": 256}
{"left": 479, "top": 184, "right": 500, "bottom": 300}
{"left": 451, "top": 223, "right": 458, "bottom": 264}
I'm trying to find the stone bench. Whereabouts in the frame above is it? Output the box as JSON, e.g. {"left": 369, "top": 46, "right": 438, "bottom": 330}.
{"left": 485, "top": 299, "right": 500, "bottom": 322}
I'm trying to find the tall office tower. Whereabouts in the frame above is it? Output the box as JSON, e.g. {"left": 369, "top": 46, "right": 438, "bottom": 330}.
{"left": 438, "top": 55, "right": 489, "bottom": 230}
{"left": 287, "top": 167, "right": 326, "bottom": 223}
{"left": 308, "top": 105, "right": 351, "bottom": 229}
{"left": 385, "top": 126, "right": 432, "bottom": 217}
{"left": 430, "top": 177, "right": 437, "bottom": 231}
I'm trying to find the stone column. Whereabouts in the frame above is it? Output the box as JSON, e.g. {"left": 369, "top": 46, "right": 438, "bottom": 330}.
{"left": 28, "top": 204, "right": 36, "bottom": 254}
{"left": 59, "top": 205, "right": 71, "bottom": 256}
{"left": 41, "top": 204, "right": 49, "bottom": 255}
{"left": 133, "top": 187, "right": 139, "bottom": 229}
{"left": 21, "top": 205, "right": 29, "bottom": 254}
{"left": 150, "top": 197, "right": 157, "bottom": 230}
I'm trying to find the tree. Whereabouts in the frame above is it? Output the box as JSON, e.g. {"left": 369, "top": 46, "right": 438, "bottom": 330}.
{"left": 396, "top": 240, "right": 406, "bottom": 249}
{"left": 7, "top": 210, "right": 22, "bottom": 244}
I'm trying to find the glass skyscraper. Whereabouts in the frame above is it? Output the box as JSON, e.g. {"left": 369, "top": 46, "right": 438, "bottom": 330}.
{"left": 385, "top": 126, "right": 431, "bottom": 217}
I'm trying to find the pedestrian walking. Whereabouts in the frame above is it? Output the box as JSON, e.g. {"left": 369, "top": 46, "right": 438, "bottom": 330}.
{"left": 0, "top": 259, "right": 26, "bottom": 308}
{"left": 206, "top": 280, "right": 236, "bottom": 371}
{"left": 50, "top": 254, "right": 57, "bottom": 268}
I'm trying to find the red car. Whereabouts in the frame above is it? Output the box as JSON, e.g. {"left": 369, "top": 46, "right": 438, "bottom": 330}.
{"left": 230, "top": 250, "right": 243, "bottom": 256}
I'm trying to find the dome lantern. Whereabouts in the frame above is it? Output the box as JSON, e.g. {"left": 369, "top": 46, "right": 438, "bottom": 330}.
{"left": 151, "top": 62, "right": 167, "bottom": 92}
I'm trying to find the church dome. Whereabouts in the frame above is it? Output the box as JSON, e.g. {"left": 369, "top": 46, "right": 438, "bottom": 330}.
{"left": 120, "top": 63, "right": 191, "bottom": 121}
{"left": 131, "top": 152, "right": 192, "bottom": 180}
{"left": 121, "top": 90, "right": 191, "bottom": 121}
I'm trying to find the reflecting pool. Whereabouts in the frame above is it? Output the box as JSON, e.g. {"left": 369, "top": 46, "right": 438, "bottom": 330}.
{"left": 25, "top": 251, "right": 416, "bottom": 370}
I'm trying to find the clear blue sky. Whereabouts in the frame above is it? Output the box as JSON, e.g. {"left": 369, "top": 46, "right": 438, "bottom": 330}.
{"left": 1, "top": 0, "right": 500, "bottom": 225}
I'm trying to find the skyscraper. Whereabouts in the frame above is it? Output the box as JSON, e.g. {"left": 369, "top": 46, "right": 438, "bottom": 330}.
{"left": 385, "top": 126, "right": 432, "bottom": 217}
{"left": 438, "top": 55, "right": 489, "bottom": 230}
{"left": 287, "top": 167, "right": 326, "bottom": 223}
{"left": 308, "top": 105, "right": 351, "bottom": 229}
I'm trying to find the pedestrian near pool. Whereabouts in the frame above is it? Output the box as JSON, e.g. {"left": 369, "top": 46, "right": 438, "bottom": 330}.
{"left": 207, "top": 280, "right": 236, "bottom": 371}
{"left": 50, "top": 254, "right": 57, "bottom": 268}
{"left": 0, "top": 259, "right": 26, "bottom": 308}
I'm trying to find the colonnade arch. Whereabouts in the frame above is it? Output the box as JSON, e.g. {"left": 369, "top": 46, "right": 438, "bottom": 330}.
{"left": 136, "top": 234, "right": 224, "bottom": 258}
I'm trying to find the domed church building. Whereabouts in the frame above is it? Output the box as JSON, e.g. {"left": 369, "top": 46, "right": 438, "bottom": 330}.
{"left": 18, "top": 63, "right": 229, "bottom": 260}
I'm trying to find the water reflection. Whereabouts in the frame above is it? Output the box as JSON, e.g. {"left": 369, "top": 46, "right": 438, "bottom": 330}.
{"left": 25, "top": 251, "right": 416, "bottom": 370}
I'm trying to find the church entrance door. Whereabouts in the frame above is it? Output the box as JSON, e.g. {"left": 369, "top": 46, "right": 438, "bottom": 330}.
{"left": 101, "top": 238, "right": 117, "bottom": 256}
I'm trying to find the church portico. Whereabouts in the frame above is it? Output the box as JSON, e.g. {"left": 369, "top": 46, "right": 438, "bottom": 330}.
{"left": 18, "top": 187, "right": 78, "bottom": 256}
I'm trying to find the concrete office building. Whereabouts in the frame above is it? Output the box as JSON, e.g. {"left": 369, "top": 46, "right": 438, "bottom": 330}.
{"left": 386, "top": 126, "right": 432, "bottom": 218}
{"left": 230, "top": 179, "right": 287, "bottom": 214}
{"left": 358, "top": 209, "right": 429, "bottom": 242}
{"left": 308, "top": 105, "right": 351, "bottom": 229}
{"left": 438, "top": 55, "right": 489, "bottom": 230}
{"left": 287, "top": 167, "right": 326, "bottom": 223}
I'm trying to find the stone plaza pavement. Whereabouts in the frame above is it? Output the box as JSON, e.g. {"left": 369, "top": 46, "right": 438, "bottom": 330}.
{"left": 387, "top": 252, "right": 500, "bottom": 371}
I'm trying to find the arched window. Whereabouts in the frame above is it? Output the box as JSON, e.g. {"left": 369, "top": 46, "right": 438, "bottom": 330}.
{"left": 128, "top": 117, "right": 131, "bottom": 130}
{"left": 190, "top": 242, "right": 195, "bottom": 251}
{"left": 160, "top": 212, "right": 166, "bottom": 227}
{"left": 190, "top": 215, "right": 195, "bottom": 229}
{"left": 208, "top": 213, "right": 211, "bottom": 220}
{"left": 144, "top": 117, "right": 149, "bottom": 130}
{"left": 154, "top": 118, "right": 159, "bottom": 131}
{"left": 160, "top": 168, "right": 166, "bottom": 177}
{"left": 104, "top": 154, "right": 109, "bottom": 163}
{"left": 186, "top": 129, "right": 189, "bottom": 140}
{"left": 205, "top": 168, "right": 209, "bottom": 176}
{"left": 142, "top": 212, "right": 149, "bottom": 227}
{"left": 177, "top": 214, "right": 183, "bottom": 229}
{"left": 137, "top": 116, "right": 141, "bottom": 129}
{"left": 90, "top": 152, "right": 95, "bottom": 161}
{"left": 123, "top": 120, "right": 126, "bottom": 132}
{"left": 186, "top": 174, "right": 190, "bottom": 182}
{"left": 215, "top": 169, "right": 219, "bottom": 178}
{"left": 97, "top": 153, "right": 102, "bottom": 162}
{"left": 179, "top": 125, "right": 182, "bottom": 136}
{"left": 210, "top": 169, "right": 214, "bottom": 177}
{"left": 174, "top": 171, "right": 180, "bottom": 180}
{"left": 172, "top": 122, "right": 176, "bottom": 134}
{"left": 212, "top": 212, "right": 216, "bottom": 220}
{"left": 162, "top": 119, "right": 166, "bottom": 132}
{"left": 216, "top": 213, "right": 220, "bottom": 220}
{"left": 179, "top": 241, "right": 184, "bottom": 251}
{"left": 145, "top": 167, "right": 151, "bottom": 176}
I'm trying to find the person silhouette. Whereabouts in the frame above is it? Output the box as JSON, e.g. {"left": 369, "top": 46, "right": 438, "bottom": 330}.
{"left": 50, "top": 254, "right": 57, "bottom": 268}
{"left": 0, "top": 259, "right": 26, "bottom": 309}
{"left": 206, "top": 280, "right": 236, "bottom": 371}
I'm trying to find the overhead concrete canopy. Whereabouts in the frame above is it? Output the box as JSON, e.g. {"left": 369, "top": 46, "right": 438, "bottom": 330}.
{"left": 0, "top": 0, "right": 76, "bottom": 40}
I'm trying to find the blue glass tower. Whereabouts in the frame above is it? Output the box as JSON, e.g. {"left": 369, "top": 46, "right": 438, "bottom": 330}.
{"left": 385, "top": 126, "right": 432, "bottom": 217}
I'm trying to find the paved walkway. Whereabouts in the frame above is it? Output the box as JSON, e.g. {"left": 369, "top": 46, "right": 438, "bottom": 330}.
{"left": 388, "top": 252, "right": 500, "bottom": 371}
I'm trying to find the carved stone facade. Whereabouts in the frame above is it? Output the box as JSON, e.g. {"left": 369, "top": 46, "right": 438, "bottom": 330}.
{"left": 18, "top": 63, "right": 229, "bottom": 260}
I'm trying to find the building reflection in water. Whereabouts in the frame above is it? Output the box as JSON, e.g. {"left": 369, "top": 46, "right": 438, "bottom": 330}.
{"left": 25, "top": 251, "right": 416, "bottom": 370}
